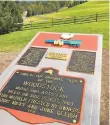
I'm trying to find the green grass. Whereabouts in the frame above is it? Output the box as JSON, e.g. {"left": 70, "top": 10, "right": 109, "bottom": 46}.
{"left": 0, "top": 21, "right": 109, "bottom": 52}
{"left": 24, "top": 1, "right": 109, "bottom": 23}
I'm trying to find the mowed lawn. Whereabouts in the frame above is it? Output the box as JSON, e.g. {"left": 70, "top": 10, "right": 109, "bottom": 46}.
{"left": 0, "top": 21, "right": 109, "bottom": 52}
{"left": 24, "top": 1, "right": 109, "bottom": 23}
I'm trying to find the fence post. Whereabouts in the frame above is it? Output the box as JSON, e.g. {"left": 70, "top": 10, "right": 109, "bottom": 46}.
{"left": 52, "top": 18, "right": 54, "bottom": 26}
{"left": 30, "top": 21, "right": 32, "bottom": 29}
{"left": 74, "top": 16, "right": 76, "bottom": 24}
{"left": 96, "top": 13, "right": 98, "bottom": 22}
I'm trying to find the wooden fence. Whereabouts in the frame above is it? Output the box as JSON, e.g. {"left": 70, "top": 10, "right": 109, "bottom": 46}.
{"left": 22, "top": 13, "right": 109, "bottom": 30}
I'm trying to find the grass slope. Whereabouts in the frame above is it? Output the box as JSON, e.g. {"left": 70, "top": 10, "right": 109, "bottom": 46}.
{"left": 0, "top": 21, "right": 109, "bottom": 52}
{"left": 24, "top": 1, "right": 109, "bottom": 23}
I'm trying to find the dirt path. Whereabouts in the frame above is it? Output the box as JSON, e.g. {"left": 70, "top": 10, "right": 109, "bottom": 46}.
{"left": 100, "top": 49, "right": 109, "bottom": 125}
{"left": 0, "top": 49, "right": 109, "bottom": 125}
{"left": 0, "top": 52, "right": 19, "bottom": 73}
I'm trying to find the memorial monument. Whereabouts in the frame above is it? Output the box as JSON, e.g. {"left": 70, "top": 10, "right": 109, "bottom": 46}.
{"left": 0, "top": 32, "right": 102, "bottom": 125}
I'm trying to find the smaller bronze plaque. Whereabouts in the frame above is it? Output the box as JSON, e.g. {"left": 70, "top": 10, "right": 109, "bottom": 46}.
{"left": 46, "top": 52, "right": 68, "bottom": 60}
{"left": 67, "top": 50, "right": 96, "bottom": 74}
{"left": 17, "top": 47, "right": 47, "bottom": 67}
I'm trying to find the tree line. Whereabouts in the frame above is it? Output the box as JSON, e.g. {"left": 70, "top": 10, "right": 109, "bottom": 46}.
{"left": 19, "top": 1, "right": 88, "bottom": 17}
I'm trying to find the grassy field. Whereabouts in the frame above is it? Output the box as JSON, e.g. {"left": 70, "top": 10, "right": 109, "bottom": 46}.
{"left": 24, "top": 1, "right": 109, "bottom": 23}
{"left": 0, "top": 21, "right": 109, "bottom": 52}
{"left": 0, "top": 1, "right": 109, "bottom": 52}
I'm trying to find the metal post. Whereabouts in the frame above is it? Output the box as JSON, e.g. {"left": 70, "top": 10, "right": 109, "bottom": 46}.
{"left": 52, "top": 18, "right": 54, "bottom": 26}
{"left": 74, "top": 16, "right": 76, "bottom": 24}
{"left": 96, "top": 13, "right": 98, "bottom": 22}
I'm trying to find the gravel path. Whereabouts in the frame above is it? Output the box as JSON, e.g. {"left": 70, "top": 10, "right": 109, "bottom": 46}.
{"left": 0, "top": 49, "right": 109, "bottom": 125}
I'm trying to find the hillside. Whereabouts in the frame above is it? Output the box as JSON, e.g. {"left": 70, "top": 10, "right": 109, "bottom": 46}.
{"left": 24, "top": 1, "right": 109, "bottom": 23}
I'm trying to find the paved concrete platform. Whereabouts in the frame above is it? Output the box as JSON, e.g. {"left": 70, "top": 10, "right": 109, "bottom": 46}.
{"left": 0, "top": 32, "right": 102, "bottom": 125}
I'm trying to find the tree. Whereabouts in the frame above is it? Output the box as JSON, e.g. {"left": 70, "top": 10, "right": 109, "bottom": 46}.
{"left": 40, "top": 5, "right": 44, "bottom": 14}
{"left": 54, "top": 1, "right": 60, "bottom": 12}
{"left": 51, "top": 3, "right": 56, "bottom": 12}
{"left": 0, "top": 1, "right": 23, "bottom": 34}
{"left": 59, "top": 1, "right": 66, "bottom": 7}
{"left": 27, "top": 6, "right": 32, "bottom": 17}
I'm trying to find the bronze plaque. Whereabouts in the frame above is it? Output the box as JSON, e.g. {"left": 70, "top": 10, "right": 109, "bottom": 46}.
{"left": 46, "top": 52, "right": 68, "bottom": 60}
{"left": 17, "top": 47, "right": 47, "bottom": 67}
{"left": 67, "top": 50, "right": 96, "bottom": 74}
{"left": 0, "top": 68, "right": 85, "bottom": 125}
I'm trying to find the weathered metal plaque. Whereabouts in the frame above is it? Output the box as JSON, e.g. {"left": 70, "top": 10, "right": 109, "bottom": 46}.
{"left": 17, "top": 47, "right": 47, "bottom": 67}
{"left": 45, "top": 52, "right": 68, "bottom": 60}
{"left": 0, "top": 68, "right": 85, "bottom": 125}
{"left": 67, "top": 51, "right": 96, "bottom": 74}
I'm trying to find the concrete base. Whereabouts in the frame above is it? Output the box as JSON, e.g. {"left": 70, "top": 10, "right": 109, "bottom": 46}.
{"left": 0, "top": 32, "right": 103, "bottom": 125}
